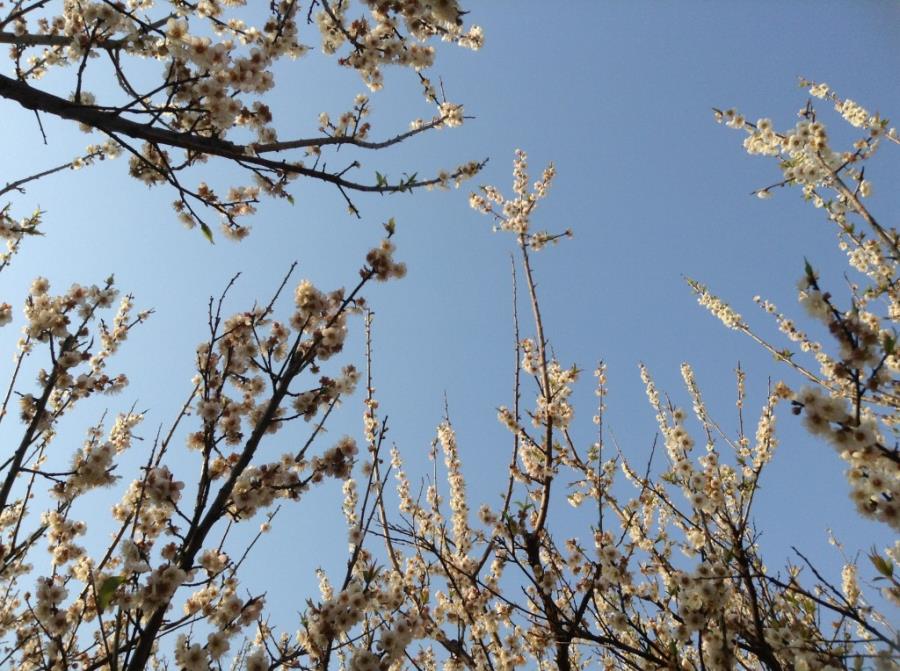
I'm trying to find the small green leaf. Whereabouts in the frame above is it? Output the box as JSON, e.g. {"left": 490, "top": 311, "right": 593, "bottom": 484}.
{"left": 200, "top": 222, "right": 215, "bottom": 244}
{"left": 285, "top": 193, "right": 295, "bottom": 205}
{"left": 383, "top": 218, "right": 396, "bottom": 236}
{"left": 363, "top": 563, "right": 382, "bottom": 583}
{"left": 803, "top": 257, "right": 815, "bottom": 281}
{"left": 868, "top": 550, "right": 894, "bottom": 578}
{"left": 399, "top": 172, "right": 418, "bottom": 193}
{"left": 97, "top": 575, "right": 125, "bottom": 612}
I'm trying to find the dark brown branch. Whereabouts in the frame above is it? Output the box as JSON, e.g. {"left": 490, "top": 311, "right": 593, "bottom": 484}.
{"left": 0, "top": 74, "right": 484, "bottom": 196}
{"left": 253, "top": 115, "right": 447, "bottom": 153}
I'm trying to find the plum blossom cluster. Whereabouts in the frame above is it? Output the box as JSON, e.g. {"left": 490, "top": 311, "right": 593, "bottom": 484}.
{"left": 469, "top": 149, "right": 563, "bottom": 247}
{"left": 33, "top": 576, "right": 69, "bottom": 637}
{"left": 56, "top": 411, "right": 143, "bottom": 500}
{"left": 13, "top": 278, "right": 145, "bottom": 427}
{"left": 292, "top": 365, "right": 361, "bottom": 421}
{"left": 365, "top": 237, "right": 408, "bottom": 281}
{"left": 0, "top": 206, "right": 43, "bottom": 276}
{"left": 793, "top": 387, "right": 898, "bottom": 528}
{"left": 303, "top": 581, "right": 370, "bottom": 657}
{"left": 707, "top": 86, "right": 899, "bottom": 535}
{"left": 315, "top": 0, "right": 483, "bottom": 90}
{"left": 297, "top": 569, "right": 423, "bottom": 667}
{"left": 310, "top": 436, "right": 358, "bottom": 481}
{"left": 436, "top": 422, "right": 471, "bottom": 556}
{"left": 687, "top": 279, "right": 745, "bottom": 330}
{"left": 362, "top": 613, "right": 424, "bottom": 668}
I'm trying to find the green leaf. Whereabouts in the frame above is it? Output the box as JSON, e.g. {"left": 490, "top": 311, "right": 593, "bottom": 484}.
{"left": 285, "top": 193, "right": 295, "bottom": 205}
{"left": 868, "top": 550, "right": 894, "bottom": 578}
{"left": 200, "top": 221, "right": 215, "bottom": 244}
{"left": 399, "top": 172, "right": 418, "bottom": 193}
{"left": 383, "top": 218, "right": 396, "bottom": 236}
{"left": 97, "top": 575, "right": 125, "bottom": 612}
{"left": 363, "top": 563, "right": 382, "bottom": 583}
{"left": 803, "top": 257, "right": 815, "bottom": 281}
{"left": 668, "top": 641, "right": 678, "bottom": 660}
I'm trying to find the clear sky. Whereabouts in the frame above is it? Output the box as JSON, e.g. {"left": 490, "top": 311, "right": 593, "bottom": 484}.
{"left": 1, "top": 1, "right": 898, "bottom": 631}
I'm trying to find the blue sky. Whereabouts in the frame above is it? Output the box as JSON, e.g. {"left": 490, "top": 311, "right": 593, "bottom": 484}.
{"left": 1, "top": 1, "right": 898, "bottom": 629}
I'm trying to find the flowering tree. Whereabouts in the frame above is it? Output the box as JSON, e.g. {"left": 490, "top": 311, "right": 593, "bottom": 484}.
{"left": 1, "top": 2, "right": 898, "bottom": 668}
{"left": 0, "top": 2, "right": 484, "bottom": 669}
{"left": 359, "top": 87, "right": 898, "bottom": 670}
{"left": 0, "top": 0, "right": 484, "bottom": 239}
